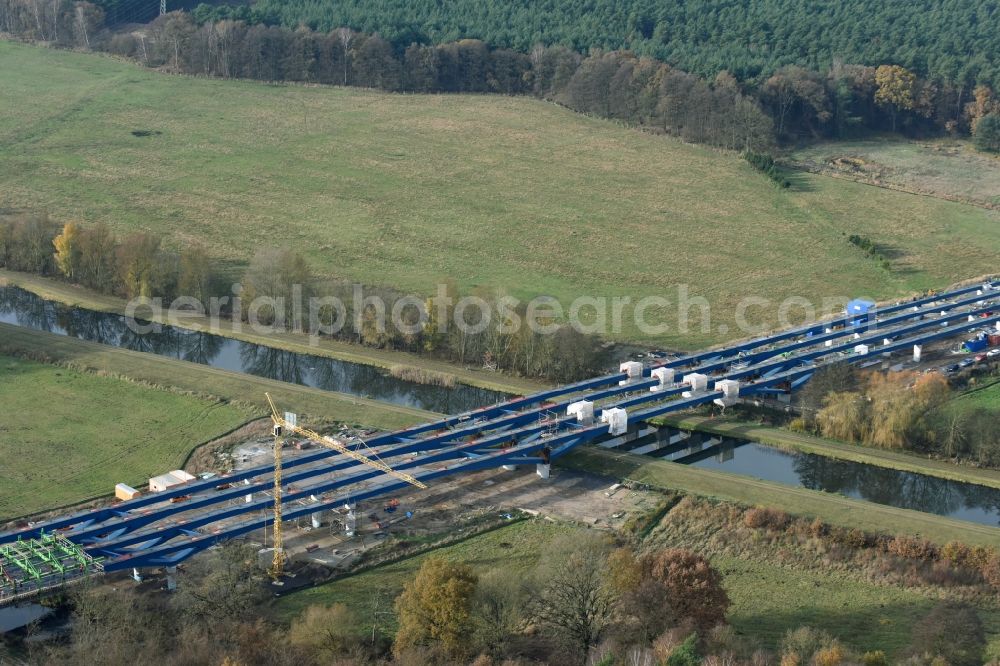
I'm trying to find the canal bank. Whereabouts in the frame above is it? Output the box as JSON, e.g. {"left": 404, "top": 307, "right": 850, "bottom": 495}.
{"left": 0, "top": 269, "right": 547, "bottom": 396}
{"left": 563, "top": 447, "right": 1000, "bottom": 547}
{"left": 654, "top": 414, "right": 1000, "bottom": 490}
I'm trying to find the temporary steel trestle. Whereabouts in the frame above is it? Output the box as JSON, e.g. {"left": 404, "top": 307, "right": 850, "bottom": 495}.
{"left": 0, "top": 532, "right": 103, "bottom": 602}
{"left": 1, "top": 279, "right": 998, "bottom": 587}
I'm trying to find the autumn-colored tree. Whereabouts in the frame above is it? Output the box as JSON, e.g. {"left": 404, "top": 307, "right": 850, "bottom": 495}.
{"left": 52, "top": 221, "right": 81, "bottom": 279}
{"left": 288, "top": 603, "right": 360, "bottom": 659}
{"left": 178, "top": 244, "right": 214, "bottom": 304}
{"left": 394, "top": 557, "right": 478, "bottom": 659}
{"left": 76, "top": 222, "right": 118, "bottom": 292}
{"left": 816, "top": 391, "right": 869, "bottom": 442}
{"left": 964, "top": 85, "right": 1000, "bottom": 131}
{"left": 115, "top": 232, "right": 162, "bottom": 299}
{"left": 641, "top": 548, "right": 730, "bottom": 632}
{"left": 909, "top": 603, "right": 985, "bottom": 666}
{"left": 874, "top": 64, "right": 917, "bottom": 131}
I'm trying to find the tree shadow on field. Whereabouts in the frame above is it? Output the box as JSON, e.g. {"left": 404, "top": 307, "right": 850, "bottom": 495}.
{"left": 782, "top": 169, "right": 817, "bottom": 192}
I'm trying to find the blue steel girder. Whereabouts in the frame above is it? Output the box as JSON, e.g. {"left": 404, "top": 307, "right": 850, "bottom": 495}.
{"left": 48, "top": 301, "right": 1000, "bottom": 553}
{"left": 7, "top": 279, "right": 1000, "bottom": 568}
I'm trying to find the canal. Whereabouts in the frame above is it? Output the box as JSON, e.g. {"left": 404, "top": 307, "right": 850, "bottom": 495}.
{"left": 0, "top": 286, "right": 509, "bottom": 414}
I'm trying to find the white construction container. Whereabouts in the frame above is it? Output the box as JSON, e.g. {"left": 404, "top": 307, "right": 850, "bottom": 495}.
{"left": 682, "top": 373, "right": 708, "bottom": 397}
{"left": 713, "top": 380, "right": 741, "bottom": 407}
{"left": 650, "top": 367, "right": 674, "bottom": 392}
{"left": 115, "top": 483, "right": 140, "bottom": 501}
{"left": 619, "top": 361, "right": 643, "bottom": 385}
{"left": 148, "top": 469, "right": 196, "bottom": 492}
{"left": 567, "top": 400, "right": 595, "bottom": 424}
{"left": 601, "top": 408, "right": 628, "bottom": 436}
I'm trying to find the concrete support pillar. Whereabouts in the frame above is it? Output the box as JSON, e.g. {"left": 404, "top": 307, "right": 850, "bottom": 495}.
{"left": 913, "top": 345, "right": 922, "bottom": 362}
{"left": 166, "top": 566, "right": 177, "bottom": 591}
{"left": 132, "top": 568, "right": 143, "bottom": 583}
{"left": 344, "top": 504, "right": 357, "bottom": 537}
{"left": 536, "top": 463, "right": 551, "bottom": 479}
{"left": 311, "top": 511, "right": 323, "bottom": 529}
{"left": 502, "top": 464, "right": 516, "bottom": 471}
{"left": 245, "top": 493, "right": 253, "bottom": 504}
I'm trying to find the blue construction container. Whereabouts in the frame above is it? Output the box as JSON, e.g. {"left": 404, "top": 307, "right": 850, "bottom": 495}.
{"left": 846, "top": 299, "right": 876, "bottom": 327}
{"left": 964, "top": 337, "right": 989, "bottom": 353}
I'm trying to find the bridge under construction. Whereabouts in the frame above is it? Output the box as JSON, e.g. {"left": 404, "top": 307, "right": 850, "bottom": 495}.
{"left": 2, "top": 278, "right": 999, "bottom": 602}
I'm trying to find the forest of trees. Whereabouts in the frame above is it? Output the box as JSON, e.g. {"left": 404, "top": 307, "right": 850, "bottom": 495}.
{"left": 191, "top": 0, "right": 1000, "bottom": 90}
{"left": 6, "top": 1, "right": 1000, "bottom": 148}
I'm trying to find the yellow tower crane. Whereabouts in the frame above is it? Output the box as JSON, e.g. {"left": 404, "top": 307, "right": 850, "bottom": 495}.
{"left": 264, "top": 393, "right": 427, "bottom": 580}
{"left": 265, "top": 393, "right": 286, "bottom": 581}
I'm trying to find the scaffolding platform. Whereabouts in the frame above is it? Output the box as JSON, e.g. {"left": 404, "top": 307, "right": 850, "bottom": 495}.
{"left": 0, "top": 532, "right": 103, "bottom": 605}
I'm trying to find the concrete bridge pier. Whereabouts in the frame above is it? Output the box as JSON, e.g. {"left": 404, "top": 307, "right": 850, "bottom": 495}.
{"left": 166, "top": 566, "right": 177, "bottom": 591}
{"left": 344, "top": 504, "right": 357, "bottom": 537}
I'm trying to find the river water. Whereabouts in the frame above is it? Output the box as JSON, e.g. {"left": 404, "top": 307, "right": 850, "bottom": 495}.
{"left": 0, "top": 286, "right": 508, "bottom": 413}
{"left": 687, "top": 440, "right": 1000, "bottom": 527}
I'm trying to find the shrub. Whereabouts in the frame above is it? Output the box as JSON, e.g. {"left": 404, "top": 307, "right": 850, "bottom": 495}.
{"left": 974, "top": 113, "right": 1000, "bottom": 153}
{"left": 981, "top": 553, "right": 1000, "bottom": 590}
{"left": 885, "top": 535, "right": 938, "bottom": 562}
{"left": 788, "top": 417, "right": 809, "bottom": 433}
{"left": 742, "top": 150, "right": 791, "bottom": 187}
{"left": 667, "top": 633, "right": 700, "bottom": 666}
{"left": 743, "top": 507, "right": 790, "bottom": 530}
{"left": 814, "top": 645, "right": 848, "bottom": 666}
{"left": 863, "top": 650, "right": 889, "bottom": 666}
{"left": 940, "top": 540, "right": 972, "bottom": 567}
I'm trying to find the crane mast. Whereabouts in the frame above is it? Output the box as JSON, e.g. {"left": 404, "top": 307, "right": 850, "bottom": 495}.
{"left": 263, "top": 393, "right": 427, "bottom": 580}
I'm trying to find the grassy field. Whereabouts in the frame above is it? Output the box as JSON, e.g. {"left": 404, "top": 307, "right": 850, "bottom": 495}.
{"left": 719, "top": 555, "right": 967, "bottom": 657}
{"left": 789, "top": 137, "right": 1000, "bottom": 209}
{"left": 0, "top": 353, "right": 254, "bottom": 519}
{"left": 270, "top": 519, "right": 572, "bottom": 628}
{"left": 941, "top": 378, "right": 1000, "bottom": 414}
{"left": 0, "top": 269, "right": 548, "bottom": 396}
{"left": 0, "top": 322, "right": 436, "bottom": 430}
{"left": 4, "top": 44, "right": 1000, "bottom": 347}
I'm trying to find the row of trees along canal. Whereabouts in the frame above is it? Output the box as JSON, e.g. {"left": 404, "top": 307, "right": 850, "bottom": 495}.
{"left": 4, "top": 2, "right": 1000, "bottom": 152}
{"left": 0, "top": 214, "right": 605, "bottom": 382}
{"left": 795, "top": 365, "right": 1000, "bottom": 468}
